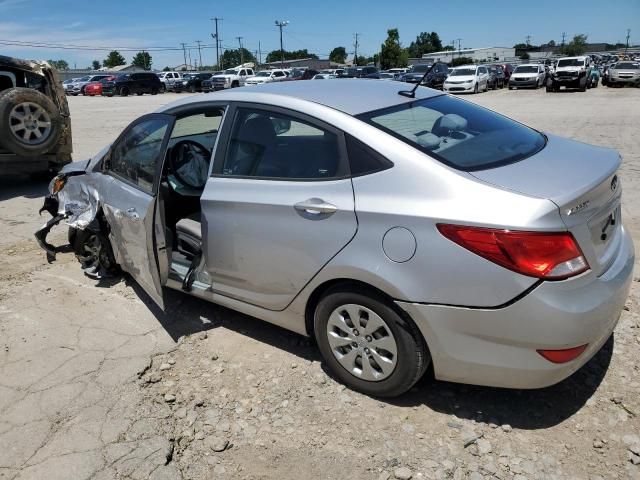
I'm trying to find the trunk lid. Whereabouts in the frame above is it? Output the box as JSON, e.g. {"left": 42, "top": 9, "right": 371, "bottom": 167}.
{"left": 470, "top": 133, "right": 623, "bottom": 276}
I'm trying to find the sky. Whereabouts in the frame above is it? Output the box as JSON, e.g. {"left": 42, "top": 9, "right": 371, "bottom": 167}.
{"left": 1, "top": 0, "right": 638, "bottom": 69}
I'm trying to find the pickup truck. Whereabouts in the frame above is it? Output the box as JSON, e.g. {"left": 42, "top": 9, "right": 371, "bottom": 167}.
{"left": 209, "top": 66, "right": 255, "bottom": 90}
{"left": 546, "top": 56, "right": 591, "bottom": 92}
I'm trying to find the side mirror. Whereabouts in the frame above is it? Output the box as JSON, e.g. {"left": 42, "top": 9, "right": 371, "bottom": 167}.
{"left": 272, "top": 118, "right": 291, "bottom": 135}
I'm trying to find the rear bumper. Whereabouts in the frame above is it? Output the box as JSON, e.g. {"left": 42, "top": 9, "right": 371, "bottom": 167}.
{"left": 509, "top": 79, "right": 537, "bottom": 87}
{"left": 0, "top": 153, "right": 72, "bottom": 175}
{"left": 397, "top": 227, "right": 634, "bottom": 389}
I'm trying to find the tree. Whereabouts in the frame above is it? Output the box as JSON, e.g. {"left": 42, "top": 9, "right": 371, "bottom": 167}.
{"left": 91, "top": 60, "right": 100, "bottom": 70}
{"left": 162, "top": 66, "right": 171, "bottom": 72}
{"left": 221, "top": 48, "right": 256, "bottom": 68}
{"left": 103, "top": 51, "right": 126, "bottom": 68}
{"left": 561, "top": 34, "right": 588, "bottom": 56}
{"left": 47, "top": 60, "right": 69, "bottom": 71}
{"left": 450, "top": 56, "right": 474, "bottom": 67}
{"left": 329, "top": 46, "right": 347, "bottom": 64}
{"left": 379, "top": 28, "right": 408, "bottom": 70}
{"left": 132, "top": 51, "right": 152, "bottom": 70}
{"left": 264, "top": 49, "right": 318, "bottom": 64}
{"left": 407, "top": 31, "right": 443, "bottom": 58}
{"left": 520, "top": 52, "right": 530, "bottom": 60}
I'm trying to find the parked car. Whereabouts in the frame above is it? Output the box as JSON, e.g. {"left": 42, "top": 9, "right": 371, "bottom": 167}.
{"left": 282, "top": 68, "right": 319, "bottom": 81}
{"left": 157, "top": 71, "right": 183, "bottom": 92}
{"left": 402, "top": 63, "right": 449, "bottom": 89}
{"left": 509, "top": 64, "right": 546, "bottom": 89}
{"left": 339, "top": 66, "right": 379, "bottom": 78}
{"left": 245, "top": 69, "right": 289, "bottom": 85}
{"left": 174, "top": 73, "right": 214, "bottom": 93}
{"left": 546, "top": 56, "right": 591, "bottom": 92}
{"left": 443, "top": 65, "right": 489, "bottom": 93}
{"left": 483, "top": 65, "right": 502, "bottom": 89}
{"left": 65, "top": 74, "right": 110, "bottom": 96}
{"left": 606, "top": 62, "right": 640, "bottom": 87}
{"left": 36, "top": 80, "right": 633, "bottom": 397}
{"left": 366, "top": 72, "right": 397, "bottom": 80}
{"left": 313, "top": 74, "right": 337, "bottom": 79}
{"left": 495, "top": 63, "right": 515, "bottom": 83}
{"left": 101, "top": 72, "right": 163, "bottom": 97}
{"left": 209, "top": 66, "right": 255, "bottom": 90}
{"left": 84, "top": 81, "right": 103, "bottom": 96}
{"left": 0, "top": 55, "right": 72, "bottom": 175}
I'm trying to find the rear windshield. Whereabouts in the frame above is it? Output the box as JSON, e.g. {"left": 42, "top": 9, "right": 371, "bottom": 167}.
{"left": 557, "top": 58, "right": 584, "bottom": 67}
{"left": 451, "top": 68, "right": 475, "bottom": 76}
{"left": 358, "top": 95, "right": 546, "bottom": 171}
{"left": 614, "top": 62, "right": 639, "bottom": 69}
{"left": 515, "top": 65, "right": 538, "bottom": 73}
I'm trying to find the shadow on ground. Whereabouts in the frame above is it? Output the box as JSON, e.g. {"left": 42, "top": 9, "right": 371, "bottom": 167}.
{"left": 0, "top": 175, "right": 50, "bottom": 201}
{"left": 126, "top": 277, "right": 613, "bottom": 431}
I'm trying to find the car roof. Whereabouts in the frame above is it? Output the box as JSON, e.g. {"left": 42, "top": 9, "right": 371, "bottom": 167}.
{"left": 157, "top": 79, "right": 443, "bottom": 116}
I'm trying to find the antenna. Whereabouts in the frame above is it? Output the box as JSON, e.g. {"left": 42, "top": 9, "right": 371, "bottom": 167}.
{"left": 398, "top": 62, "right": 438, "bottom": 98}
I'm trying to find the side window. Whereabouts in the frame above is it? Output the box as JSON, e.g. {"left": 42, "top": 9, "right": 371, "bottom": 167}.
{"left": 108, "top": 116, "right": 171, "bottom": 193}
{"left": 240, "top": 70, "right": 246, "bottom": 76}
{"left": 221, "top": 108, "right": 345, "bottom": 180}
{"left": 274, "top": 71, "right": 284, "bottom": 77}
{"left": 345, "top": 134, "right": 393, "bottom": 176}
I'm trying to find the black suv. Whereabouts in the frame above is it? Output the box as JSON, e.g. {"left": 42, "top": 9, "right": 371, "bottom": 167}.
{"left": 101, "top": 72, "right": 163, "bottom": 97}
{"left": 402, "top": 63, "right": 448, "bottom": 89}
{"left": 174, "top": 73, "right": 213, "bottom": 93}
{"left": 339, "top": 66, "right": 379, "bottom": 78}
{"left": 0, "top": 55, "right": 72, "bottom": 175}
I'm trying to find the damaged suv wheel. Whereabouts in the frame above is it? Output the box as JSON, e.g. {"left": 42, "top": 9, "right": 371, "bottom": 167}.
{"left": 0, "top": 87, "right": 62, "bottom": 156}
{"left": 70, "top": 227, "right": 119, "bottom": 279}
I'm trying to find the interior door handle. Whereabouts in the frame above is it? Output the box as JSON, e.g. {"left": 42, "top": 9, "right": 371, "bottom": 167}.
{"left": 294, "top": 198, "right": 337, "bottom": 215}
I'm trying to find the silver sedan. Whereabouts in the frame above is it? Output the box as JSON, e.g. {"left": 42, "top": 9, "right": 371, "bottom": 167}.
{"left": 36, "top": 80, "right": 634, "bottom": 397}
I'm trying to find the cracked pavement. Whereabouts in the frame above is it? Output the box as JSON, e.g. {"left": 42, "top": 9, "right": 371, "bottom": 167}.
{"left": 1, "top": 89, "right": 639, "bottom": 480}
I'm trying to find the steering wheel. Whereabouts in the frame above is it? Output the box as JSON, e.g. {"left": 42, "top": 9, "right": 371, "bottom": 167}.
{"left": 169, "top": 140, "right": 210, "bottom": 190}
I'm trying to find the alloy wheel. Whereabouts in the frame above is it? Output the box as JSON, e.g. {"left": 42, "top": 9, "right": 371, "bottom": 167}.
{"left": 9, "top": 102, "right": 52, "bottom": 145}
{"left": 326, "top": 303, "right": 398, "bottom": 381}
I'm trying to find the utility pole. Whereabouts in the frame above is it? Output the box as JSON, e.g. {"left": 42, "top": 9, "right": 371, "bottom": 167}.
{"left": 275, "top": 20, "right": 289, "bottom": 67}
{"left": 195, "top": 40, "right": 203, "bottom": 70}
{"left": 354, "top": 33, "right": 360, "bottom": 66}
{"left": 236, "top": 36, "right": 244, "bottom": 65}
{"left": 561, "top": 32, "right": 566, "bottom": 47}
{"left": 187, "top": 49, "right": 192, "bottom": 70}
{"left": 180, "top": 43, "right": 187, "bottom": 69}
{"left": 258, "top": 41, "right": 262, "bottom": 66}
{"left": 456, "top": 38, "right": 462, "bottom": 57}
{"left": 525, "top": 35, "right": 531, "bottom": 46}
{"left": 625, "top": 29, "right": 631, "bottom": 54}
{"left": 211, "top": 17, "right": 221, "bottom": 69}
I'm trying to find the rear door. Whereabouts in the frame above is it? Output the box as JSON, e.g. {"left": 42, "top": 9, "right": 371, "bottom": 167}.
{"left": 201, "top": 104, "right": 357, "bottom": 311}
{"left": 101, "top": 113, "right": 175, "bottom": 308}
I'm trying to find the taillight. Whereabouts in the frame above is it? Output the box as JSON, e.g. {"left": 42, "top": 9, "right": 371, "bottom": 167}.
{"left": 437, "top": 224, "right": 589, "bottom": 280}
{"left": 537, "top": 344, "right": 588, "bottom": 363}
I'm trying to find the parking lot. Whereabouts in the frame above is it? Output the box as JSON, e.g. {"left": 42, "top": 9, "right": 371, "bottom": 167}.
{"left": 1, "top": 86, "right": 639, "bottom": 480}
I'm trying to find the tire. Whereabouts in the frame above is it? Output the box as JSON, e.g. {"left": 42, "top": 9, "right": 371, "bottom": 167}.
{"left": 579, "top": 77, "right": 587, "bottom": 92}
{"left": 508, "top": 85, "right": 514, "bottom": 90}
{"left": 189, "top": 85, "right": 196, "bottom": 93}
{"left": 70, "top": 226, "right": 119, "bottom": 278}
{"left": 119, "top": 86, "right": 130, "bottom": 97}
{"left": 231, "top": 81, "right": 239, "bottom": 88}
{"left": 159, "top": 84, "right": 166, "bottom": 93}
{"left": 473, "top": 83, "right": 478, "bottom": 94}
{"left": 0, "top": 88, "right": 62, "bottom": 157}
{"left": 314, "top": 288, "right": 430, "bottom": 397}
{"left": 136, "top": 92, "right": 143, "bottom": 96}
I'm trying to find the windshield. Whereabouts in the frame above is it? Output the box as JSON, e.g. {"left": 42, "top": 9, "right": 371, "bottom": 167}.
{"left": 358, "top": 95, "right": 545, "bottom": 171}
{"left": 78, "top": 76, "right": 91, "bottom": 82}
{"left": 557, "top": 59, "right": 583, "bottom": 67}
{"left": 223, "top": 69, "right": 237, "bottom": 74}
{"left": 515, "top": 65, "right": 538, "bottom": 73}
{"left": 410, "top": 65, "right": 430, "bottom": 73}
{"left": 289, "top": 70, "right": 304, "bottom": 78}
{"left": 614, "top": 62, "right": 639, "bottom": 69}
{"left": 255, "top": 72, "right": 271, "bottom": 77}
{"left": 451, "top": 68, "right": 475, "bottom": 76}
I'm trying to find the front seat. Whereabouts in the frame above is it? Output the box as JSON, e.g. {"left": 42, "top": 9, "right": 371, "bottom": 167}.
{"left": 431, "top": 113, "right": 468, "bottom": 137}
{"left": 175, "top": 212, "right": 201, "bottom": 259}
{"left": 229, "top": 115, "right": 283, "bottom": 176}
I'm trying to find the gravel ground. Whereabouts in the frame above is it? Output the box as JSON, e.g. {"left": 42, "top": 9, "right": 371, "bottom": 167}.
{"left": 0, "top": 86, "right": 638, "bottom": 480}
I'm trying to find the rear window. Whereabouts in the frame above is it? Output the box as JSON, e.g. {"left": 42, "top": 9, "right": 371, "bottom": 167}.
{"left": 515, "top": 65, "right": 538, "bottom": 73}
{"left": 614, "top": 62, "right": 639, "bottom": 69}
{"left": 557, "top": 58, "right": 584, "bottom": 67}
{"left": 358, "top": 95, "right": 546, "bottom": 171}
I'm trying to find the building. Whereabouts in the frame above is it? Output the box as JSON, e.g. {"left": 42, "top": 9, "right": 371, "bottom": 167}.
{"left": 421, "top": 47, "right": 516, "bottom": 64}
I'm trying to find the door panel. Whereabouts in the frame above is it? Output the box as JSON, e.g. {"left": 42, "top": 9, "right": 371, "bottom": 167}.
{"left": 102, "top": 181, "right": 164, "bottom": 308}
{"left": 102, "top": 113, "right": 174, "bottom": 308}
{"left": 201, "top": 177, "right": 357, "bottom": 310}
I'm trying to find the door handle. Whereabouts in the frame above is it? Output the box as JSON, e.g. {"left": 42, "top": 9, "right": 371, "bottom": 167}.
{"left": 294, "top": 198, "right": 337, "bottom": 215}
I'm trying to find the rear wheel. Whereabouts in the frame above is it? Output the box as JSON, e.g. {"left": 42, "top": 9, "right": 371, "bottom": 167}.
{"left": 473, "top": 83, "right": 478, "bottom": 94}
{"left": 314, "top": 288, "right": 430, "bottom": 397}
{"left": 119, "top": 86, "right": 130, "bottom": 97}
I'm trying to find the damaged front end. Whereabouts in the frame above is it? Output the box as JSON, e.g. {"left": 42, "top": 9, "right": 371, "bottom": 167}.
{"left": 35, "top": 156, "right": 117, "bottom": 278}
